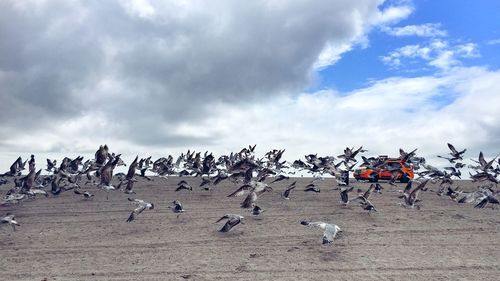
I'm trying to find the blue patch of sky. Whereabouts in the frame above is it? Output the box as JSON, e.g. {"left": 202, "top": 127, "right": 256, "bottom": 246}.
{"left": 308, "top": 0, "right": 500, "bottom": 93}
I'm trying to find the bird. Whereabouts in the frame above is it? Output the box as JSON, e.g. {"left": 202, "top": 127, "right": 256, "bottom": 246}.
{"left": 270, "top": 174, "right": 289, "bottom": 184}
{"left": 126, "top": 198, "right": 154, "bottom": 222}
{"left": 74, "top": 189, "right": 94, "bottom": 199}
{"left": 339, "top": 186, "right": 354, "bottom": 205}
{"left": 304, "top": 183, "right": 320, "bottom": 193}
{"left": 1, "top": 213, "right": 20, "bottom": 231}
{"left": 168, "top": 200, "right": 185, "bottom": 218}
{"left": 474, "top": 194, "right": 499, "bottom": 209}
{"left": 400, "top": 179, "right": 429, "bottom": 208}
{"left": 300, "top": 220, "right": 342, "bottom": 245}
{"left": 355, "top": 184, "right": 377, "bottom": 212}
{"left": 281, "top": 181, "right": 297, "bottom": 200}
{"left": 251, "top": 205, "right": 264, "bottom": 216}
{"left": 176, "top": 180, "right": 193, "bottom": 192}
{"left": 216, "top": 214, "right": 244, "bottom": 232}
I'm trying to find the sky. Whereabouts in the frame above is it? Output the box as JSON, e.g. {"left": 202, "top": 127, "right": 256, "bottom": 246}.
{"left": 1, "top": 0, "right": 500, "bottom": 171}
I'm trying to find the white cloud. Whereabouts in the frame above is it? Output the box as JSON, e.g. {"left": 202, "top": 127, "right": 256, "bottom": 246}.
{"left": 487, "top": 38, "right": 500, "bottom": 45}
{"left": 371, "top": 4, "right": 414, "bottom": 25}
{"left": 381, "top": 40, "right": 480, "bottom": 70}
{"left": 382, "top": 23, "right": 447, "bottom": 37}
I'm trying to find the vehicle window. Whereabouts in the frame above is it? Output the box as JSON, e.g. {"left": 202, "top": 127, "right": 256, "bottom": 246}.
{"left": 386, "top": 162, "right": 402, "bottom": 169}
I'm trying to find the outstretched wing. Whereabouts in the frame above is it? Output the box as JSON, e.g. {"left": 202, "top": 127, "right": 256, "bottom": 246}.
{"left": 447, "top": 143, "right": 458, "bottom": 154}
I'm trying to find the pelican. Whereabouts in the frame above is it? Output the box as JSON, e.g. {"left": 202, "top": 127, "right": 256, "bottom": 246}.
{"left": 300, "top": 220, "right": 342, "bottom": 245}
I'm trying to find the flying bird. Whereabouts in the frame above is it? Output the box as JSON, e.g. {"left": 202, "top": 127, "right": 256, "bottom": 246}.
{"left": 304, "top": 183, "right": 320, "bottom": 193}
{"left": 216, "top": 214, "right": 244, "bottom": 232}
{"left": 300, "top": 220, "right": 342, "bottom": 245}
{"left": 126, "top": 198, "right": 154, "bottom": 222}
{"left": 281, "top": 181, "right": 297, "bottom": 200}
{"left": 74, "top": 189, "right": 95, "bottom": 199}
{"left": 1, "top": 213, "right": 20, "bottom": 231}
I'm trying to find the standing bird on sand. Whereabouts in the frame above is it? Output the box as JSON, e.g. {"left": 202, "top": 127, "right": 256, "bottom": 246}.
{"left": 1, "top": 213, "right": 20, "bottom": 231}
{"left": 300, "top": 220, "right": 342, "bottom": 245}
{"left": 216, "top": 214, "right": 244, "bottom": 232}
{"left": 168, "top": 200, "right": 185, "bottom": 218}
{"left": 126, "top": 198, "right": 154, "bottom": 222}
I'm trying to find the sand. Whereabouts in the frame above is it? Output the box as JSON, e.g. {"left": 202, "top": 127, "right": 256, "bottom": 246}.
{"left": 1, "top": 178, "right": 499, "bottom": 281}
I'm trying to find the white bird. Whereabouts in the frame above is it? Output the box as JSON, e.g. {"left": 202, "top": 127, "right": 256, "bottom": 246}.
{"left": 1, "top": 193, "right": 26, "bottom": 205}
{"left": 1, "top": 213, "right": 20, "bottom": 231}
{"left": 216, "top": 214, "right": 244, "bottom": 232}
{"left": 126, "top": 198, "right": 154, "bottom": 222}
{"left": 300, "top": 220, "right": 342, "bottom": 245}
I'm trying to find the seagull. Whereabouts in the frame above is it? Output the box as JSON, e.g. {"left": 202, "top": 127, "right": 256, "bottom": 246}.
{"left": 251, "top": 205, "right": 264, "bottom": 216}
{"left": 474, "top": 194, "right": 499, "bottom": 209}
{"left": 168, "top": 200, "right": 185, "bottom": 218}
{"left": 216, "top": 214, "right": 244, "bottom": 232}
{"left": 400, "top": 179, "right": 429, "bottom": 208}
{"left": 355, "top": 184, "right": 377, "bottom": 212}
{"left": 300, "top": 220, "right": 342, "bottom": 245}
{"left": 1, "top": 192, "right": 27, "bottom": 205}
{"left": 74, "top": 189, "right": 94, "bottom": 199}
{"left": 270, "top": 174, "right": 289, "bottom": 184}
{"left": 1, "top": 213, "right": 20, "bottom": 231}
{"left": 126, "top": 198, "right": 154, "bottom": 222}
{"left": 304, "top": 183, "right": 320, "bottom": 193}
{"left": 374, "top": 183, "right": 384, "bottom": 194}
{"left": 176, "top": 180, "right": 193, "bottom": 192}
{"left": 437, "top": 143, "right": 467, "bottom": 163}
{"left": 281, "top": 181, "right": 297, "bottom": 200}
{"left": 339, "top": 186, "right": 354, "bottom": 205}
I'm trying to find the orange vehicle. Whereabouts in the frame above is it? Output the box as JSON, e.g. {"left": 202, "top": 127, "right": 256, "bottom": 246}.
{"left": 353, "top": 156, "right": 414, "bottom": 183}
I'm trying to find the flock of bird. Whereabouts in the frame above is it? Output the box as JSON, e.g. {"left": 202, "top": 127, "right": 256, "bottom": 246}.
{"left": 1, "top": 143, "right": 499, "bottom": 245}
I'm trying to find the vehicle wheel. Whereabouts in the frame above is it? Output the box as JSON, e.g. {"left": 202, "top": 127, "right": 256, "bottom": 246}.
{"left": 400, "top": 173, "right": 410, "bottom": 183}
{"left": 369, "top": 173, "right": 379, "bottom": 182}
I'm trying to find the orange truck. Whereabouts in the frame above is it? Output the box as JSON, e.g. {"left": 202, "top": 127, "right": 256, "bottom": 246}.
{"left": 353, "top": 157, "right": 414, "bottom": 183}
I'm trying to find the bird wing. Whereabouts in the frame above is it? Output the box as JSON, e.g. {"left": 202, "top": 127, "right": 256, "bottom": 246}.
{"left": 362, "top": 184, "right": 374, "bottom": 200}
{"left": 474, "top": 197, "right": 488, "bottom": 208}
{"left": 448, "top": 143, "right": 458, "bottom": 154}
{"left": 216, "top": 214, "right": 230, "bottom": 223}
{"left": 227, "top": 184, "right": 251, "bottom": 197}
{"left": 241, "top": 192, "right": 257, "bottom": 209}
{"left": 219, "top": 217, "right": 240, "bottom": 232}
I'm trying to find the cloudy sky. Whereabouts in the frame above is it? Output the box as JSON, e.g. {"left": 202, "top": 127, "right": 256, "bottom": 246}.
{"left": 1, "top": 0, "right": 500, "bottom": 170}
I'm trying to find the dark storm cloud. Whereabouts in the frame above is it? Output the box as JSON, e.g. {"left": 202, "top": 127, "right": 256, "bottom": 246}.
{"left": 0, "top": 0, "right": 386, "bottom": 149}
